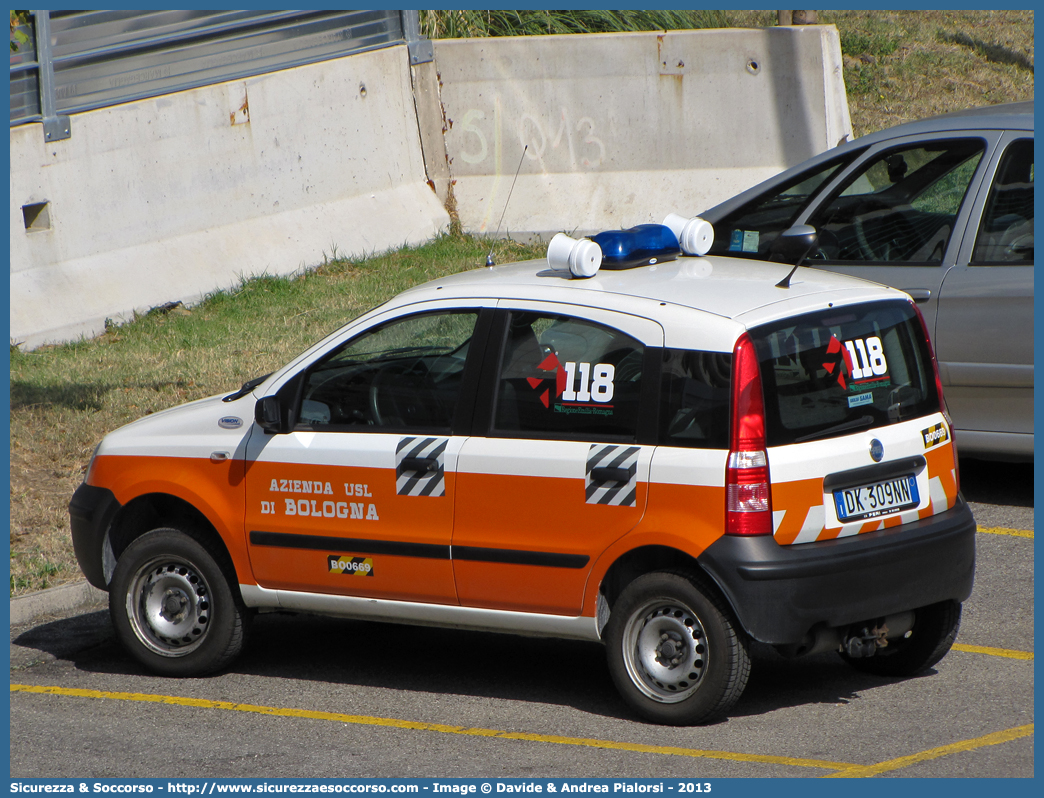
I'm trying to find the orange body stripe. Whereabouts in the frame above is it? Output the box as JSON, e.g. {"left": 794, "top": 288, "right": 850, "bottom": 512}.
{"left": 770, "top": 477, "right": 825, "bottom": 544}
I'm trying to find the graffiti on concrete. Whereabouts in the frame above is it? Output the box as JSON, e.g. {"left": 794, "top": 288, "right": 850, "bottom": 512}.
{"left": 456, "top": 100, "right": 605, "bottom": 171}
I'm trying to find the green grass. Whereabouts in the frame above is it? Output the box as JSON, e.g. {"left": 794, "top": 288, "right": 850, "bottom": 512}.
{"left": 9, "top": 555, "right": 68, "bottom": 594}
{"left": 820, "top": 10, "right": 1033, "bottom": 136}
{"left": 419, "top": 9, "right": 747, "bottom": 39}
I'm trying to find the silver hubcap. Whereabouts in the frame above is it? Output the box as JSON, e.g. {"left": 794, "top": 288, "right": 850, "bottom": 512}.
{"left": 127, "top": 557, "right": 212, "bottom": 657}
{"left": 622, "top": 598, "right": 708, "bottom": 703}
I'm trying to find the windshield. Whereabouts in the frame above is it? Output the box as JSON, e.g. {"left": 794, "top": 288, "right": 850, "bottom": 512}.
{"left": 750, "top": 300, "right": 940, "bottom": 447}
{"left": 707, "top": 150, "right": 865, "bottom": 258}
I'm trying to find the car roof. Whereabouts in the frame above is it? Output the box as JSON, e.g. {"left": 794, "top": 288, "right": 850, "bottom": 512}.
{"left": 700, "top": 100, "right": 1034, "bottom": 221}
{"left": 393, "top": 256, "right": 908, "bottom": 352}
{"left": 850, "top": 100, "right": 1034, "bottom": 144}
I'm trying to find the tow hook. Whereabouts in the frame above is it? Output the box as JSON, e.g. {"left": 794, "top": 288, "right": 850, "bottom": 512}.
{"left": 841, "top": 611, "right": 916, "bottom": 658}
{"left": 842, "top": 623, "right": 891, "bottom": 658}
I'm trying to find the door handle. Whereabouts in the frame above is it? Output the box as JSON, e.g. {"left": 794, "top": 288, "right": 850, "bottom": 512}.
{"left": 591, "top": 466, "right": 632, "bottom": 483}
{"left": 905, "top": 288, "right": 931, "bottom": 303}
{"left": 401, "top": 456, "right": 438, "bottom": 473}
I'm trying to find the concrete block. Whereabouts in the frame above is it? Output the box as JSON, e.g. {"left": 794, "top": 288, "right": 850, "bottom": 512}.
{"left": 10, "top": 44, "right": 450, "bottom": 349}
{"left": 433, "top": 26, "right": 852, "bottom": 237}
{"left": 10, "top": 28, "right": 851, "bottom": 348}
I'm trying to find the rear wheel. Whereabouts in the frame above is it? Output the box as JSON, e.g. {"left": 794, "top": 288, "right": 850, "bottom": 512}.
{"left": 109, "top": 528, "right": 249, "bottom": 677}
{"left": 839, "top": 600, "right": 961, "bottom": 677}
{"left": 605, "top": 571, "right": 750, "bottom": 725}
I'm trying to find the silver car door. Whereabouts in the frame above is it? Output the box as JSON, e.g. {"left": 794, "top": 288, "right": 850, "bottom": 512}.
{"left": 934, "top": 133, "right": 1034, "bottom": 458}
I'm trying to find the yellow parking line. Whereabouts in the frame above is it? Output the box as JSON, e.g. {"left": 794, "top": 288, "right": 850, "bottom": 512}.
{"left": 822, "top": 724, "right": 1034, "bottom": 778}
{"left": 11, "top": 684, "right": 854, "bottom": 773}
{"left": 952, "top": 643, "right": 1033, "bottom": 660}
{"left": 977, "top": 526, "right": 1033, "bottom": 539}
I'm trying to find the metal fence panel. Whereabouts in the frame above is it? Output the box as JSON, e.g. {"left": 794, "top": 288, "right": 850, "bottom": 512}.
{"left": 10, "top": 21, "right": 40, "bottom": 123}
{"left": 11, "top": 9, "right": 406, "bottom": 126}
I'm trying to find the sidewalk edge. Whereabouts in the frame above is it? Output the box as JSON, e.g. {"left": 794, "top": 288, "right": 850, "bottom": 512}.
{"left": 10, "top": 580, "right": 107, "bottom": 626}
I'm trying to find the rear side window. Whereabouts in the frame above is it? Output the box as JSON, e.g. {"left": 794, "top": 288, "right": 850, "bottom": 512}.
{"left": 658, "top": 349, "right": 731, "bottom": 449}
{"left": 750, "top": 301, "right": 940, "bottom": 447}
{"left": 972, "top": 137, "right": 1034, "bottom": 265}
{"left": 492, "top": 311, "right": 644, "bottom": 440}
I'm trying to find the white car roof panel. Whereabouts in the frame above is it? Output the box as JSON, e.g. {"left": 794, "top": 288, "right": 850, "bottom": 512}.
{"left": 392, "top": 255, "right": 907, "bottom": 351}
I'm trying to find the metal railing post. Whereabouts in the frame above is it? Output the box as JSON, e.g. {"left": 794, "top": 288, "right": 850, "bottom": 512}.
{"left": 33, "top": 10, "right": 71, "bottom": 141}
{"left": 400, "top": 10, "right": 433, "bottom": 66}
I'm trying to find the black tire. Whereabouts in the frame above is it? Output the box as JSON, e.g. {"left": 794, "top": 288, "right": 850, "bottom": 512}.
{"left": 839, "top": 600, "right": 961, "bottom": 677}
{"left": 605, "top": 571, "right": 750, "bottom": 725}
{"left": 109, "top": 527, "right": 250, "bottom": 677}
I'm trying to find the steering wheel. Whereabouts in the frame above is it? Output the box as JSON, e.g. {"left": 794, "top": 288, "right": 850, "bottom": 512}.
{"left": 852, "top": 200, "right": 918, "bottom": 261}
{"left": 368, "top": 362, "right": 439, "bottom": 427}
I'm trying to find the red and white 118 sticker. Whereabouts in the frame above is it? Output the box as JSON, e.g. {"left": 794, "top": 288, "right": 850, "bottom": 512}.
{"left": 823, "top": 335, "right": 888, "bottom": 389}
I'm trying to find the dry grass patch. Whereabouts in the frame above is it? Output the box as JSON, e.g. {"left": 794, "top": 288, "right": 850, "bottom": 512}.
{"left": 822, "top": 9, "right": 1034, "bottom": 136}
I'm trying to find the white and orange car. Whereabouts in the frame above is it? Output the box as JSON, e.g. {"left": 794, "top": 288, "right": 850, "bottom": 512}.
{"left": 70, "top": 221, "right": 975, "bottom": 725}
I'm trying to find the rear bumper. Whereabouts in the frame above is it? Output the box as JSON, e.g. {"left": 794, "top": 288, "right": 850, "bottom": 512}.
{"left": 69, "top": 482, "right": 121, "bottom": 590}
{"left": 697, "top": 497, "right": 976, "bottom": 645}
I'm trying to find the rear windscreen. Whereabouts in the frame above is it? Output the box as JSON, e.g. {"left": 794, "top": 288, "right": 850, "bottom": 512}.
{"left": 750, "top": 301, "right": 940, "bottom": 447}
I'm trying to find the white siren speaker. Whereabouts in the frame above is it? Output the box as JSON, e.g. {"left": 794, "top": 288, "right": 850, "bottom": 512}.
{"left": 547, "top": 233, "right": 602, "bottom": 278}
{"left": 662, "top": 213, "right": 714, "bottom": 256}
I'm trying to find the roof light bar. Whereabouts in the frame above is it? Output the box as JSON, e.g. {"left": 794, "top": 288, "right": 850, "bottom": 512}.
{"left": 547, "top": 233, "right": 603, "bottom": 278}
{"left": 662, "top": 214, "right": 714, "bottom": 256}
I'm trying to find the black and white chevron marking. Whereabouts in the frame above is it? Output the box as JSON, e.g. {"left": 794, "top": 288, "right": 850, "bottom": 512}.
{"left": 395, "top": 436, "right": 447, "bottom": 497}
{"left": 585, "top": 444, "right": 640, "bottom": 507}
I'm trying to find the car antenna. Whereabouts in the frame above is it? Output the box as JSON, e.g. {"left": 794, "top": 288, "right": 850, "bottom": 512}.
{"left": 485, "top": 145, "right": 528, "bottom": 267}
{"left": 775, "top": 225, "right": 819, "bottom": 288}
{"left": 775, "top": 245, "right": 818, "bottom": 288}
{"left": 775, "top": 262, "right": 801, "bottom": 289}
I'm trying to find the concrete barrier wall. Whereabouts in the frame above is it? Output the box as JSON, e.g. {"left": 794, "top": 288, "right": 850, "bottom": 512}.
{"left": 10, "top": 44, "right": 449, "bottom": 349}
{"left": 434, "top": 26, "right": 850, "bottom": 237}
{"left": 10, "top": 27, "right": 851, "bottom": 349}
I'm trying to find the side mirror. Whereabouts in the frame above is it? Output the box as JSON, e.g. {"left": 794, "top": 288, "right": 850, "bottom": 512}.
{"left": 255, "top": 396, "right": 287, "bottom": 434}
{"left": 769, "top": 224, "right": 820, "bottom": 264}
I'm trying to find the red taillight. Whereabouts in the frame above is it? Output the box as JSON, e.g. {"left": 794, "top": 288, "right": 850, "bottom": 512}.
{"left": 909, "top": 300, "right": 960, "bottom": 493}
{"left": 726, "top": 333, "right": 772, "bottom": 536}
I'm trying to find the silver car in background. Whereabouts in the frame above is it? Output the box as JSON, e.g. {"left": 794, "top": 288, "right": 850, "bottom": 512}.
{"left": 700, "top": 101, "right": 1033, "bottom": 461}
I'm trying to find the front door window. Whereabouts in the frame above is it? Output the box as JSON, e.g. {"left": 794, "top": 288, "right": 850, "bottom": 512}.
{"left": 808, "top": 139, "right": 986, "bottom": 263}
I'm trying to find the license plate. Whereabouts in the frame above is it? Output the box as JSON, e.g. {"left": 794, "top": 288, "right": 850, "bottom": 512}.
{"left": 833, "top": 474, "right": 919, "bottom": 522}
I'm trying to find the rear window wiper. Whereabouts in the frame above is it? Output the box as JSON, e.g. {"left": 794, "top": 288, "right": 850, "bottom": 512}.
{"left": 793, "top": 414, "right": 874, "bottom": 443}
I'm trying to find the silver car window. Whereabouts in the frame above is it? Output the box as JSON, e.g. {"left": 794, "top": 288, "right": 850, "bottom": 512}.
{"left": 971, "top": 137, "right": 1034, "bottom": 265}
{"left": 298, "top": 310, "right": 479, "bottom": 431}
{"left": 807, "top": 139, "right": 986, "bottom": 263}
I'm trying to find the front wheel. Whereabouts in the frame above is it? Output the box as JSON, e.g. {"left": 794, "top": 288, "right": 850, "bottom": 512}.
{"left": 605, "top": 571, "right": 750, "bottom": 725}
{"left": 109, "top": 528, "right": 249, "bottom": 677}
{"left": 839, "top": 600, "right": 961, "bottom": 677}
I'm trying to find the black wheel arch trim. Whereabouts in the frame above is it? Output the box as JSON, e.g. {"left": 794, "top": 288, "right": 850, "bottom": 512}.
{"left": 69, "top": 482, "right": 123, "bottom": 589}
